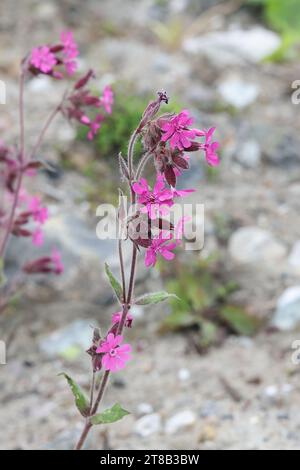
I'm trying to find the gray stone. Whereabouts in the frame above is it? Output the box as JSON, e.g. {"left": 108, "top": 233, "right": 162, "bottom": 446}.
{"left": 136, "top": 402, "right": 154, "bottom": 416}
{"left": 39, "top": 319, "right": 94, "bottom": 358}
{"left": 134, "top": 413, "right": 162, "bottom": 437}
{"left": 5, "top": 209, "right": 123, "bottom": 285}
{"left": 165, "top": 410, "right": 196, "bottom": 435}
{"left": 236, "top": 140, "right": 261, "bottom": 168}
{"left": 218, "top": 76, "right": 259, "bottom": 109}
{"left": 178, "top": 368, "right": 191, "bottom": 382}
{"left": 229, "top": 227, "right": 287, "bottom": 267}
{"left": 183, "top": 27, "right": 281, "bottom": 66}
{"left": 272, "top": 286, "right": 300, "bottom": 331}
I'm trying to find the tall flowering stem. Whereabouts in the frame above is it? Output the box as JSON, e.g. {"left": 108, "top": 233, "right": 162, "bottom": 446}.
{"left": 0, "top": 32, "right": 114, "bottom": 313}
{"left": 0, "top": 73, "right": 25, "bottom": 260}
{"left": 73, "top": 92, "right": 220, "bottom": 449}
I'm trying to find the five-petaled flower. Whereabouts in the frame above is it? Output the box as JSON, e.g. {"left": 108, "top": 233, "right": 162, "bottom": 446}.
{"left": 145, "top": 232, "right": 178, "bottom": 267}
{"left": 29, "top": 31, "right": 79, "bottom": 78}
{"left": 132, "top": 177, "right": 174, "bottom": 220}
{"left": 30, "top": 46, "right": 57, "bottom": 74}
{"left": 96, "top": 333, "right": 132, "bottom": 372}
{"left": 160, "top": 109, "right": 203, "bottom": 151}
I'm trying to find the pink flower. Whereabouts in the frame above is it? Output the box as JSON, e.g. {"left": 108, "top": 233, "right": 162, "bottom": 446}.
{"left": 100, "top": 85, "right": 114, "bottom": 114}
{"left": 28, "top": 196, "right": 49, "bottom": 224}
{"left": 60, "top": 31, "right": 79, "bottom": 58}
{"left": 132, "top": 177, "right": 174, "bottom": 220}
{"left": 51, "top": 249, "right": 64, "bottom": 274}
{"left": 200, "top": 127, "right": 220, "bottom": 166}
{"left": 64, "top": 60, "right": 77, "bottom": 76}
{"left": 160, "top": 110, "right": 203, "bottom": 151}
{"left": 60, "top": 31, "right": 79, "bottom": 76}
{"left": 112, "top": 311, "right": 133, "bottom": 328}
{"left": 87, "top": 114, "right": 104, "bottom": 140}
{"left": 32, "top": 227, "right": 44, "bottom": 246}
{"left": 96, "top": 333, "right": 132, "bottom": 372}
{"left": 30, "top": 46, "right": 57, "bottom": 73}
{"left": 145, "top": 232, "right": 177, "bottom": 267}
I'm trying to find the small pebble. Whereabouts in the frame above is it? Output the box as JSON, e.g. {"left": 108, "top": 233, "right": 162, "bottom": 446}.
{"left": 178, "top": 368, "right": 191, "bottom": 382}
{"left": 134, "top": 413, "right": 161, "bottom": 438}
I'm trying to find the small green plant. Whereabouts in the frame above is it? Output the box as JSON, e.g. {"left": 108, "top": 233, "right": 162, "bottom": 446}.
{"left": 159, "top": 255, "right": 262, "bottom": 351}
{"left": 247, "top": 0, "right": 300, "bottom": 61}
{"left": 78, "top": 89, "right": 182, "bottom": 159}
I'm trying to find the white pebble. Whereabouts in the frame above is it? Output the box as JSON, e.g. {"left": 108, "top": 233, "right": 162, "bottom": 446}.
{"left": 134, "top": 413, "right": 161, "bottom": 438}
{"left": 165, "top": 410, "right": 196, "bottom": 435}
{"left": 178, "top": 368, "right": 191, "bottom": 382}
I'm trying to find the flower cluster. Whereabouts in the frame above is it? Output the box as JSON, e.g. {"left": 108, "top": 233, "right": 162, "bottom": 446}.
{"left": 1, "top": 30, "right": 114, "bottom": 315}
{"left": 0, "top": 136, "right": 63, "bottom": 286}
{"left": 29, "top": 31, "right": 79, "bottom": 78}
{"left": 85, "top": 95, "right": 219, "bottom": 376}
{"left": 125, "top": 101, "right": 220, "bottom": 268}
{"left": 62, "top": 71, "right": 114, "bottom": 140}
{"left": 27, "top": 33, "right": 114, "bottom": 141}
{"left": 72, "top": 92, "right": 220, "bottom": 450}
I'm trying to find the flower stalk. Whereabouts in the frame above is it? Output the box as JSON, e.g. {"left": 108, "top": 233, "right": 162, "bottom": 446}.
{"left": 72, "top": 93, "right": 220, "bottom": 449}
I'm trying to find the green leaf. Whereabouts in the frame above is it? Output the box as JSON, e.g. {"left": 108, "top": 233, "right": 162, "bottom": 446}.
{"left": 59, "top": 373, "right": 90, "bottom": 417}
{"left": 265, "top": 0, "right": 300, "bottom": 35}
{"left": 219, "top": 305, "right": 261, "bottom": 337}
{"left": 198, "top": 320, "right": 219, "bottom": 350}
{"left": 135, "top": 291, "right": 179, "bottom": 305}
{"left": 91, "top": 403, "right": 130, "bottom": 425}
{"left": 105, "top": 262, "right": 122, "bottom": 301}
{"left": 159, "top": 310, "right": 195, "bottom": 333}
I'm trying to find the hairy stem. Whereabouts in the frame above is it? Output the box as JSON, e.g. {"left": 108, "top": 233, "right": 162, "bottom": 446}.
{"left": 29, "top": 105, "right": 60, "bottom": 161}
{"left": 75, "top": 127, "right": 140, "bottom": 450}
{"left": 135, "top": 150, "right": 153, "bottom": 180}
{"left": 89, "top": 371, "right": 96, "bottom": 411}
{"left": 118, "top": 239, "right": 126, "bottom": 303}
{"left": 127, "top": 129, "right": 139, "bottom": 180}
{"left": 126, "top": 245, "right": 137, "bottom": 306}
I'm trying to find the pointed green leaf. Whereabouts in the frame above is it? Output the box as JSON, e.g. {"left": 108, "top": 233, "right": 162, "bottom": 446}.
{"left": 104, "top": 262, "right": 122, "bottom": 301}
{"left": 59, "top": 373, "right": 90, "bottom": 417}
{"left": 135, "top": 291, "right": 179, "bottom": 306}
{"left": 220, "top": 305, "right": 262, "bottom": 337}
{"left": 91, "top": 403, "right": 130, "bottom": 425}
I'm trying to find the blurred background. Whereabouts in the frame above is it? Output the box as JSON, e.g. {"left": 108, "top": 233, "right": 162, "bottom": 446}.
{"left": 1, "top": 0, "right": 300, "bottom": 450}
